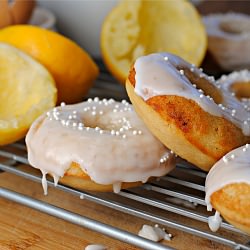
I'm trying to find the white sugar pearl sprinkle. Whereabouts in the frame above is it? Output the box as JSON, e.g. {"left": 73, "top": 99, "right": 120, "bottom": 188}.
{"left": 223, "top": 156, "right": 228, "bottom": 163}
{"left": 179, "top": 69, "right": 184, "bottom": 75}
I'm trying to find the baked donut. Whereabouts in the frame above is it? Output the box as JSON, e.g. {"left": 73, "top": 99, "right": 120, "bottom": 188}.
{"left": 205, "top": 144, "right": 250, "bottom": 234}
{"left": 125, "top": 53, "right": 250, "bottom": 171}
{"left": 217, "top": 70, "right": 250, "bottom": 108}
{"left": 26, "top": 98, "right": 176, "bottom": 194}
{"left": 0, "top": 0, "right": 36, "bottom": 28}
{"left": 203, "top": 13, "right": 250, "bottom": 71}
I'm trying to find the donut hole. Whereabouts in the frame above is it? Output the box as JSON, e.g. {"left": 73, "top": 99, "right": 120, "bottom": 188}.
{"left": 81, "top": 115, "right": 124, "bottom": 132}
{"left": 182, "top": 68, "right": 223, "bottom": 104}
{"left": 82, "top": 118, "right": 108, "bottom": 131}
{"left": 230, "top": 82, "right": 250, "bottom": 100}
{"left": 219, "top": 18, "right": 250, "bottom": 34}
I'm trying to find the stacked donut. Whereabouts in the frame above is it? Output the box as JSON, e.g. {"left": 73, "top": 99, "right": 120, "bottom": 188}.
{"left": 125, "top": 53, "right": 250, "bottom": 235}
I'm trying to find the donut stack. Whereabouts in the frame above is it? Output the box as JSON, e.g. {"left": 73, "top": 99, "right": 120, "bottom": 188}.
{"left": 125, "top": 53, "right": 250, "bottom": 235}
{"left": 26, "top": 52, "right": 250, "bottom": 235}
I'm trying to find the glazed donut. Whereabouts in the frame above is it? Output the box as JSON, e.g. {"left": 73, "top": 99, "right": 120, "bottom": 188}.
{"left": 203, "top": 13, "right": 250, "bottom": 71}
{"left": 217, "top": 70, "right": 250, "bottom": 108}
{"left": 26, "top": 98, "right": 176, "bottom": 194}
{"left": 205, "top": 144, "right": 250, "bottom": 234}
{"left": 125, "top": 52, "right": 250, "bottom": 171}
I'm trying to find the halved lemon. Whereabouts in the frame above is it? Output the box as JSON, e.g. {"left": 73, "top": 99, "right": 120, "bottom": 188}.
{"left": 0, "top": 42, "right": 57, "bottom": 145}
{"left": 0, "top": 25, "right": 99, "bottom": 104}
{"left": 101, "top": 0, "right": 207, "bottom": 84}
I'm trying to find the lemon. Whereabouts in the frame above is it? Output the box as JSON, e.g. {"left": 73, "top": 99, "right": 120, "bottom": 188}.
{"left": 101, "top": 0, "right": 207, "bottom": 84}
{"left": 0, "top": 25, "right": 99, "bottom": 104}
{"left": 0, "top": 42, "right": 57, "bottom": 145}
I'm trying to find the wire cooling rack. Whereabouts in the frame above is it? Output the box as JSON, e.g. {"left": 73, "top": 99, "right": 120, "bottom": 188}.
{"left": 0, "top": 62, "right": 249, "bottom": 250}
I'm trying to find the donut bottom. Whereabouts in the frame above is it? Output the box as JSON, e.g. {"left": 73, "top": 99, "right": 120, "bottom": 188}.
{"left": 211, "top": 183, "right": 250, "bottom": 235}
{"left": 126, "top": 76, "right": 249, "bottom": 171}
{"left": 57, "top": 161, "right": 143, "bottom": 192}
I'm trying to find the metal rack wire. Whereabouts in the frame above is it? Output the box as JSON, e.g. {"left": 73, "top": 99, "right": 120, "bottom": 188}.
{"left": 0, "top": 64, "right": 249, "bottom": 250}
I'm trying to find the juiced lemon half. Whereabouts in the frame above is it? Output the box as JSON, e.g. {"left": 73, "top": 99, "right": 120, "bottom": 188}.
{"left": 0, "top": 25, "right": 99, "bottom": 104}
{"left": 101, "top": 0, "right": 207, "bottom": 83}
{"left": 0, "top": 43, "right": 57, "bottom": 145}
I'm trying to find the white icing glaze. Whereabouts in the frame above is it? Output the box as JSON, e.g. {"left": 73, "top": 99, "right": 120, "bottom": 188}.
{"left": 26, "top": 98, "right": 176, "bottom": 194}
{"left": 85, "top": 244, "right": 107, "bottom": 250}
{"left": 138, "top": 224, "right": 172, "bottom": 242}
{"left": 203, "top": 13, "right": 250, "bottom": 40}
{"left": 208, "top": 211, "right": 222, "bottom": 232}
{"left": 205, "top": 144, "right": 250, "bottom": 211}
{"left": 134, "top": 53, "right": 250, "bottom": 135}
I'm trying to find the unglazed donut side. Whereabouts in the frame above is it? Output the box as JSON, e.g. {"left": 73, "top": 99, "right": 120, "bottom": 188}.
{"left": 210, "top": 183, "right": 250, "bottom": 235}
{"left": 60, "top": 161, "right": 142, "bottom": 192}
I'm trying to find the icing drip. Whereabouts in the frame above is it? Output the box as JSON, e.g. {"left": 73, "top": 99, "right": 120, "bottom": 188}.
{"left": 205, "top": 144, "right": 250, "bottom": 211}
{"left": 41, "top": 170, "right": 48, "bottom": 195}
{"left": 134, "top": 53, "right": 250, "bottom": 135}
{"left": 208, "top": 211, "right": 222, "bottom": 232}
{"left": 113, "top": 182, "right": 122, "bottom": 193}
{"left": 138, "top": 224, "right": 172, "bottom": 242}
{"left": 52, "top": 174, "right": 59, "bottom": 187}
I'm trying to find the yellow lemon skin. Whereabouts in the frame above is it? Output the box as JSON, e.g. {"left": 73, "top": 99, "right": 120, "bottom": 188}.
{"left": 0, "top": 25, "right": 99, "bottom": 104}
{"left": 101, "top": 0, "right": 207, "bottom": 84}
{"left": 0, "top": 42, "right": 57, "bottom": 145}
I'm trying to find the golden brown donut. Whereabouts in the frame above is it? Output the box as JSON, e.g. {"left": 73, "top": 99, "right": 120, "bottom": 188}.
{"left": 205, "top": 144, "right": 250, "bottom": 235}
{"left": 0, "top": 0, "right": 36, "bottom": 28}
{"left": 210, "top": 183, "right": 250, "bottom": 235}
{"left": 0, "top": 1, "right": 12, "bottom": 28}
{"left": 126, "top": 53, "right": 250, "bottom": 171}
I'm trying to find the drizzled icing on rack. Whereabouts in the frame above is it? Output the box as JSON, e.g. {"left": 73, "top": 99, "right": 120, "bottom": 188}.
{"left": 134, "top": 53, "right": 250, "bottom": 135}
{"left": 26, "top": 98, "right": 176, "bottom": 194}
